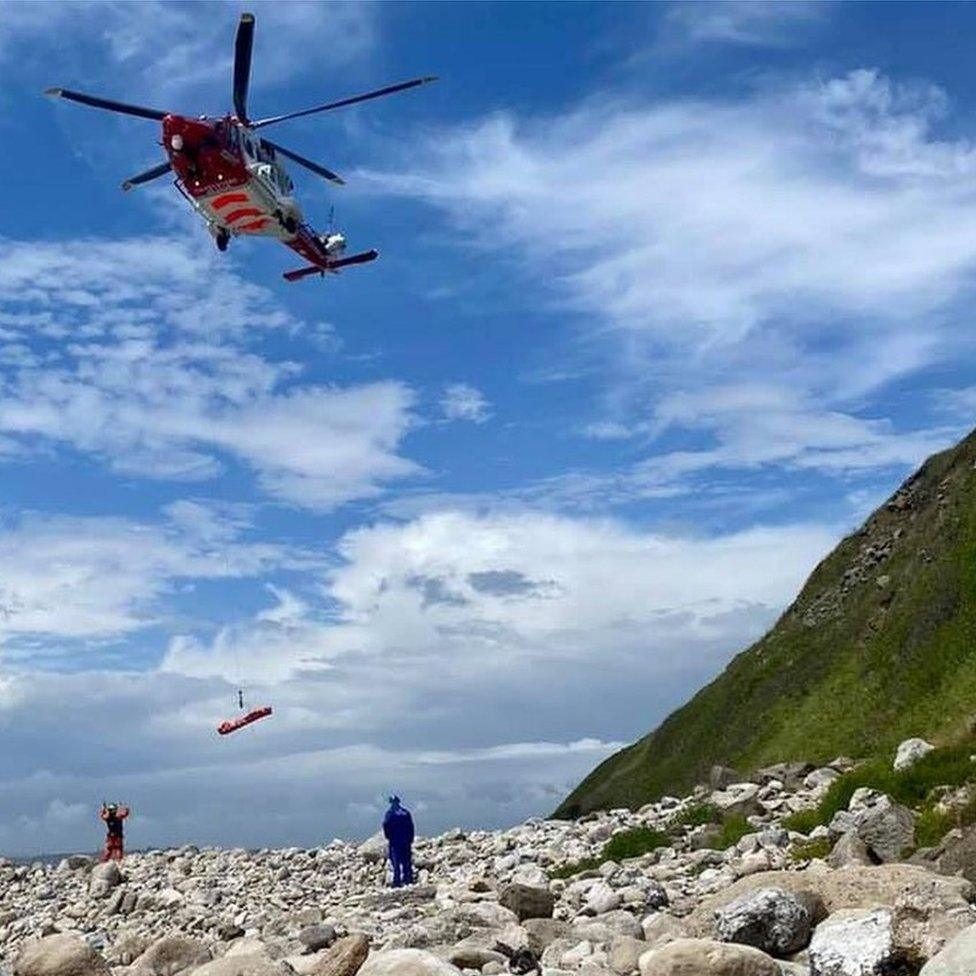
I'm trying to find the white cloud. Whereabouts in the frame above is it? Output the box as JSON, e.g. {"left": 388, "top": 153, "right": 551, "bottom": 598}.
{"left": 2, "top": 1, "right": 376, "bottom": 106}
{"left": 0, "top": 507, "right": 286, "bottom": 646}
{"left": 0, "top": 237, "right": 421, "bottom": 509}
{"left": 163, "top": 508, "right": 835, "bottom": 689}
{"left": 661, "top": 1, "right": 824, "bottom": 48}
{"left": 0, "top": 691, "right": 623, "bottom": 852}
{"left": 441, "top": 383, "right": 491, "bottom": 424}
{"left": 0, "top": 511, "right": 830, "bottom": 849}
{"left": 365, "top": 69, "right": 976, "bottom": 483}
{"left": 0, "top": 506, "right": 836, "bottom": 852}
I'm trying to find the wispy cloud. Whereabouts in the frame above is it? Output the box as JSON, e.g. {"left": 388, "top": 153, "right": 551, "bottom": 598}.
{"left": 0, "top": 237, "right": 421, "bottom": 509}
{"left": 0, "top": 504, "right": 286, "bottom": 649}
{"left": 440, "top": 382, "right": 492, "bottom": 424}
{"left": 2, "top": 1, "right": 376, "bottom": 107}
{"left": 365, "top": 69, "right": 976, "bottom": 486}
{"left": 660, "top": 1, "right": 825, "bottom": 49}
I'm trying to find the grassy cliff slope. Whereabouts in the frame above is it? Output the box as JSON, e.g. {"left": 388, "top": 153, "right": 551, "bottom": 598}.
{"left": 557, "top": 428, "right": 976, "bottom": 817}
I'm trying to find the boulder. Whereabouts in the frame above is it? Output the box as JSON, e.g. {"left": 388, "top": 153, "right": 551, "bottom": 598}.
{"left": 189, "top": 948, "right": 291, "bottom": 976}
{"left": 306, "top": 935, "right": 370, "bottom": 976}
{"left": 106, "top": 933, "right": 151, "bottom": 967}
{"left": 541, "top": 938, "right": 582, "bottom": 971}
{"left": 710, "top": 784, "right": 762, "bottom": 819}
{"left": 641, "top": 914, "right": 691, "bottom": 947}
{"left": 13, "top": 934, "right": 112, "bottom": 976}
{"left": 755, "top": 763, "right": 814, "bottom": 791}
{"left": 300, "top": 926, "right": 338, "bottom": 953}
{"left": 499, "top": 883, "right": 555, "bottom": 921}
{"left": 920, "top": 922, "right": 976, "bottom": 975}
{"left": 452, "top": 902, "right": 520, "bottom": 930}
{"left": 89, "top": 859, "right": 122, "bottom": 897}
{"left": 560, "top": 940, "right": 594, "bottom": 968}
{"left": 638, "top": 938, "right": 779, "bottom": 976}
{"left": 804, "top": 769, "right": 841, "bottom": 793}
{"left": 926, "top": 825, "right": 976, "bottom": 884}
{"left": 827, "top": 833, "right": 877, "bottom": 869}
{"left": 360, "top": 832, "right": 388, "bottom": 864}
{"left": 689, "top": 863, "right": 974, "bottom": 958}
{"left": 894, "top": 739, "right": 935, "bottom": 772}
{"left": 713, "top": 887, "right": 823, "bottom": 957}
{"left": 808, "top": 909, "right": 919, "bottom": 976}
{"left": 358, "top": 950, "right": 464, "bottom": 976}
{"left": 644, "top": 882, "right": 669, "bottom": 912}
{"left": 853, "top": 795, "right": 916, "bottom": 863}
{"left": 132, "top": 936, "right": 211, "bottom": 974}
{"left": 574, "top": 911, "right": 643, "bottom": 942}
{"left": 523, "top": 919, "right": 572, "bottom": 955}
{"left": 608, "top": 937, "right": 646, "bottom": 975}
{"left": 584, "top": 882, "right": 622, "bottom": 915}
{"left": 446, "top": 943, "right": 506, "bottom": 971}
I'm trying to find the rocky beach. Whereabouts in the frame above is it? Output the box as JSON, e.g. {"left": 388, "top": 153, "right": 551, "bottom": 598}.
{"left": 4, "top": 738, "right": 976, "bottom": 976}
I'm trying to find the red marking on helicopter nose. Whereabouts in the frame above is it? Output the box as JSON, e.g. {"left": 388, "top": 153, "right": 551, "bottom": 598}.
{"left": 212, "top": 192, "right": 250, "bottom": 210}
{"left": 225, "top": 207, "right": 263, "bottom": 223}
{"left": 240, "top": 218, "right": 269, "bottom": 232}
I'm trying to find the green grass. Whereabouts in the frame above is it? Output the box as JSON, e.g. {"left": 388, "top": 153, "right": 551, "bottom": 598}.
{"left": 916, "top": 790, "right": 976, "bottom": 848}
{"left": 556, "top": 429, "right": 976, "bottom": 819}
{"left": 669, "top": 803, "right": 721, "bottom": 830}
{"left": 548, "top": 812, "right": 747, "bottom": 878}
{"left": 915, "top": 807, "right": 956, "bottom": 848}
{"left": 549, "top": 825, "right": 671, "bottom": 879}
{"left": 602, "top": 826, "right": 670, "bottom": 861}
{"left": 549, "top": 856, "right": 602, "bottom": 880}
{"left": 781, "top": 807, "right": 822, "bottom": 834}
{"left": 780, "top": 741, "right": 976, "bottom": 852}
{"left": 713, "top": 814, "right": 752, "bottom": 851}
{"left": 790, "top": 837, "right": 832, "bottom": 862}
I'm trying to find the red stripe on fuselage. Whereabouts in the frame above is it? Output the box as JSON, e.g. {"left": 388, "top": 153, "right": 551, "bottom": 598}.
{"left": 225, "top": 207, "right": 263, "bottom": 223}
{"left": 240, "top": 218, "right": 269, "bottom": 232}
{"left": 211, "top": 192, "right": 250, "bottom": 210}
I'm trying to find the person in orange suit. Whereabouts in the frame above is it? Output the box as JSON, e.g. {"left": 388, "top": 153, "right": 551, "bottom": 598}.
{"left": 100, "top": 803, "right": 130, "bottom": 862}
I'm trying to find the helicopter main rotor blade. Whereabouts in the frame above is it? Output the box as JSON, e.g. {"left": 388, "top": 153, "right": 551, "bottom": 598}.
{"left": 251, "top": 76, "right": 437, "bottom": 129}
{"left": 121, "top": 161, "right": 173, "bottom": 192}
{"left": 265, "top": 140, "right": 345, "bottom": 186}
{"left": 233, "top": 12, "right": 255, "bottom": 122}
{"left": 44, "top": 88, "right": 169, "bottom": 121}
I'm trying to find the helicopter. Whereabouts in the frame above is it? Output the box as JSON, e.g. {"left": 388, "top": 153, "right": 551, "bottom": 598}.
{"left": 45, "top": 12, "right": 435, "bottom": 282}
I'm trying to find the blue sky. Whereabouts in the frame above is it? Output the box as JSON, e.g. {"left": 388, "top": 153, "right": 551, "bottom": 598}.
{"left": 1, "top": 0, "right": 975, "bottom": 855}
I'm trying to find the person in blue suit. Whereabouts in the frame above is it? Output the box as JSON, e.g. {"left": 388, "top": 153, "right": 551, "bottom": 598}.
{"left": 382, "top": 794, "right": 415, "bottom": 887}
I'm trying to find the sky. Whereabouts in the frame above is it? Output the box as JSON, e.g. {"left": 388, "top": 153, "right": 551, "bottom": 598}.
{"left": 1, "top": 0, "right": 976, "bottom": 855}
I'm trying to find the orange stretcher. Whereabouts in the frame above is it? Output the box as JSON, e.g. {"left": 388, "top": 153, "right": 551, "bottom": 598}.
{"left": 218, "top": 705, "right": 273, "bottom": 735}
